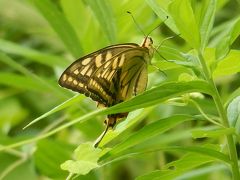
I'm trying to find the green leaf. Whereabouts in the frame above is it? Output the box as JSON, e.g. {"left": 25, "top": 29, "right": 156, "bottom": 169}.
{"left": 169, "top": 145, "right": 229, "bottom": 163}
{"left": 0, "top": 39, "right": 68, "bottom": 68}
{"left": 61, "top": 160, "right": 99, "bottom": 175}
{"left": 85, "top": 0, "right": 116, "bottom": 43}
{"left": 60, "top": 0, "right": 88, "bottom": 43}
{"left": 0, "top": 81, "right": 213, "bottom": 151}
{"left": 61, "top": 143, "right": 102, "bottom": 175}
{"left": 213, "top": 50, "right": 240, "bottom": 77}
{"left": 203, "top": 47, "right": 216, "bottom": 71}
{"left": 74, "top": 143, "right": 102, "bottom": 161}
{"left": 105, "top": 80, "right": 213, "bottom": 114}
{"left": 31, "top": 0, "right": 83, "bottom": 57}
{"left": 25, "top": 80, "right": 213, "bottom": 130}
{"left": 104, "top": 115, "right": 193, "bottom": 156}
{"left": 192, "top": 128, "right": 235, "bottom": 138}
{"left": 198, "top": 0, "right": 216, "bottom": 51}
{"left": 0, "top": 99, "right": 28, "bottom": 129}
{"left": 98, "top": 108, "right": 153, "bottom": 147}
{"left": 145, "top": 0, "right": 179, "bottom": 34}
{"left": 216, "top": 17, "right": 240, "bottom": 60}
{"left": 23, "top": 95, "right": 84, "bottom": 129}
{"left": 0, "top": 72, "right": 49, "bottom": 92}
{"left": 0, "top": 153, "right": 37, "bottom": 180}
{"left": 0, "top": 52, "right": 69, "bottom": 100}
{"left": 227, "top": 96, "right": 240, "bottom": 132}
{"left": 34, "top": 139, "right": 73, "bottom": 178}
{"left": 169, "top": 0, "right": 200, "bottom": 49}
{"left": 136, "top": 145, "right": 222, "bottom": 180}
{"left": 169, "top": 51, "right": 201, "bottom": 69}
{"left": 226, "top": 87, "right": 240, "bottom": 106}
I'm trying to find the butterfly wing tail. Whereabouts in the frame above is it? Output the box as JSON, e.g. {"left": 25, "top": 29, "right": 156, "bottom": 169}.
{"left": 94, "top": 113, "right": 128, "bottom": 147}
{"left": 94, "top": 123, "right": 109, "bottom": 148}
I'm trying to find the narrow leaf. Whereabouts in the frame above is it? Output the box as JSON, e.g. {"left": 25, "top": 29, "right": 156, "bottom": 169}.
{"left": 105, "top": 80, "right": 213, "bottom": 114}
{"left": 199, "top": 0, "right": 216, "bottom": 51}
{"left": 0, "top": 39, "right": 68, "bottom": 68}
{"left": 31, "top": 0, "right": 83, "bottom": 57}
{"left": 0, "top": 73, "right": 49, "bottom": 92}
{"left": 216, "top": 17, "right": 240, "bottom": 60}
{"left": 169, "top": 0, "right": 200, "bottom": 49}
{"left": 145, "top": 0, "right": 179, "bottom": 34}
{"left": 0, "top": 52, "right": 69, "bottom": 99}
{"left": 192, "top": 128, "right": 235, "bottom": 138}
{"left": 23, "top": 95, "right": 84, "bottom": 129}
{"left": 105, "top": 115, "right": 193, "bottom": 156}
{"left": 85, "top": 0, "right": 116, "bottom": 43}
{"left": 136, "top": 145, "right": 223, "bottom": 180}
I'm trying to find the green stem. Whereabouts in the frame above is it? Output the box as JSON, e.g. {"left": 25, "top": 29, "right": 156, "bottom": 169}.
{"left": 198, "top": 51, "right": 240, "bottom": 179}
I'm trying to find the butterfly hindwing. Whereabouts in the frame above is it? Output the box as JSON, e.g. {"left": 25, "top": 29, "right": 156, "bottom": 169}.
{"left": 88, "top": 48, "right": 149, "bottom": 106}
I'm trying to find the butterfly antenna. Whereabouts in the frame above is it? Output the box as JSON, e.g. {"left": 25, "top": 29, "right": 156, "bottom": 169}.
{"left": 146, "top": 16, "right": 169, "bottom": 37}
{"left": 127, "top": 11, "right": 146, "bottom": 37}
{"left": 153, "top": 47, "right": 168, "bottom": 61}
{"left": 156, "top": 34, "right": 180, "bottom": 50}
{"left": 150, "top": 62, "right": 167, "bottom": 77}
{"left": 154, "top": 34, "right": 181, "bottom": 62}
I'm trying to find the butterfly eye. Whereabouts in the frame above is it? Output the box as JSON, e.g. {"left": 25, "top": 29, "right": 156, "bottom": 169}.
{"left": 149, "top": 37, "right": 153, "bottom": 44}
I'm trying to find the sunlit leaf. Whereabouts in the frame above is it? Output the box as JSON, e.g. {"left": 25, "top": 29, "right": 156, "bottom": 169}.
{"left": 61, "top": 143, "right": 102, "bottom": 175}
{"left": 169, "top": 0, "right": 200, "bottom": 49}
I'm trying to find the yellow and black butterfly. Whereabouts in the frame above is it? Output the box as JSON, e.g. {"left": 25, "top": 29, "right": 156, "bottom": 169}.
{"left": 59, "top": 36, "right": 154, "bottom": 147}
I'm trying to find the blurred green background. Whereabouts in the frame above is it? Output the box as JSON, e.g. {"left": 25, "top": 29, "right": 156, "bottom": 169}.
{"left": 0, "top": 0, "right": 240, "bottom": 179}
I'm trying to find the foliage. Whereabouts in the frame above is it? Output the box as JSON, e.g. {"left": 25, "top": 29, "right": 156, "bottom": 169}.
{"left": 0, "top": 0, "right": 240, "bottom": 179}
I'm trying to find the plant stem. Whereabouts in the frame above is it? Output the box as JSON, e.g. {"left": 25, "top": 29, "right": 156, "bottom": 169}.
{"left": 198, "top": 51, "right": 240, "bottom": 179}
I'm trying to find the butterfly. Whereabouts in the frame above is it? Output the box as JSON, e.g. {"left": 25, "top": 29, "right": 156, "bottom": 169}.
{"left": 59, "top": 36, "right": 154, "bottom": 147}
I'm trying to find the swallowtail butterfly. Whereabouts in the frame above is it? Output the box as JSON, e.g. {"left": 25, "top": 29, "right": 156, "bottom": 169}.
{"left": 59, "top": 37, "right": 154, "bottom": 147}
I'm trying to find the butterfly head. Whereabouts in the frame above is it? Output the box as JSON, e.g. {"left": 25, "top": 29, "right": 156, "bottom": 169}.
{"left": 141, "top": 36, "right": 153, "bottom": 47}
{"left": 141, "top": 36, "right": 154, "bottom": 59}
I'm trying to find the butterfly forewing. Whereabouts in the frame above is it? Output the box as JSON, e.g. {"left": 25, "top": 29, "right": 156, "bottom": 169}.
{"left": 58, "top": 44, "right": 140, "bottom": 104}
